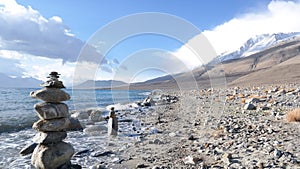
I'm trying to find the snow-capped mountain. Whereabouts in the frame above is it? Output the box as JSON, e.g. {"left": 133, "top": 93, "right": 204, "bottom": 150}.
{"left": 217, "top": 32, "right": 300, "bottom": 62}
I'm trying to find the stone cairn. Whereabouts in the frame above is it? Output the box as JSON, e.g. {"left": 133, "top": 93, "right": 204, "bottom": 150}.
{"left": 107, "top": 107, "right": 118, "bottom": 136}
{"left": 28, "top": 72, "right": 77, "bottom": 169}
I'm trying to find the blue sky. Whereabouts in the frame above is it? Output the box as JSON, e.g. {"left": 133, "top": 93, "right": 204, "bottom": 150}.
{"left": 1, "top": 0, "right": 300, "bottom": 86}
{"left": 16, "top": 0, "right": 271, "bottom": 41}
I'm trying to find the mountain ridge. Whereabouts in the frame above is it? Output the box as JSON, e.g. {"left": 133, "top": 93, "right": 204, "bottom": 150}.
{"left": 0, "top": 73, "right": 42, "bottom": 88}
{"left": 124, "top": 35, "right": 300, "bottom": 90}
{"left": 74, "top": 79, "right": 127, "bottom": 89}
{"left": 215, "top": 32, "right": 300, "bottom": 63}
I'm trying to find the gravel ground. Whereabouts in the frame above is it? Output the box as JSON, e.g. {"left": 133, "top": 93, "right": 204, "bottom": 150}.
{"left": 92, "top": 84, "right": 300, "bottom": 169}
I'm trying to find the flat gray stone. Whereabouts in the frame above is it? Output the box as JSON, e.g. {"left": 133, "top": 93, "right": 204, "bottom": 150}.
{"left": 32, "top": 118, "right": 71, "bottom": 132}
{"left": 31, "top": 142, "right": 74, "bottom": 169}
{"left": 30, "top": 88, "right": 70, "bottom": 103}
{"left": 33, "top": 131, "right": 67, "bottom": 144}
{"left": 19, "top": 143, "right": 38, "bottom": 156}
{"left": 34, "top": 102, "right": 69, "bottom": 120}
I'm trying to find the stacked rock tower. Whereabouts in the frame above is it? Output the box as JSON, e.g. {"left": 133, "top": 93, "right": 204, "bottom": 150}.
{"left": 29, "top": 72, "right": 75, "bottom": 169}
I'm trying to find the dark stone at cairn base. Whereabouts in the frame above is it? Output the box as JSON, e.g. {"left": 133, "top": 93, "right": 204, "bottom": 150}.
{"left": 31, "top": 142, "right": 74, "bottom": 169}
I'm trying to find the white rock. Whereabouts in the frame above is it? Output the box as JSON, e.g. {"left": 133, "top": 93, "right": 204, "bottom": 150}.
{"left": 71, "top": 111, "right": 89, "bottom": 120}
{"left": 83, "top": 125, "right": 107, "bottom": 135}
{"left": 169, "top": 132, "right": 176, "bottom": 137}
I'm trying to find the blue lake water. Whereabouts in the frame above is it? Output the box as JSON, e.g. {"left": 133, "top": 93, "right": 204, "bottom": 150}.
{"left": 0, "top": 88, "right": 149, "bottom": 133}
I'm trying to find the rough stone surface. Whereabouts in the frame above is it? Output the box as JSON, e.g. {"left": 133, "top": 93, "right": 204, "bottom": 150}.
{"left": 32, "top": 118, "right": 71, "bottom": 132}
{"left": 244, "top": 103, "right": 256, "bottom": 110}
{"left": 108, "top": 117, "right": 118, "bottom": 136}
{"left": 34, "top": 102, "right": 69, "bottom": 120}
{"left": 67, "top": 117, "right": 83, "bottom": 131}
{"left": 31, "top": 142, "right": 74, "bottom": 169}
{"left": 30, "top": 88, "right": 70, "bottom": 103}
{"left": 89, "top": 110, "right": 104, "bottom": 122}
{"left": 19, "top": 143, "right": 38, "bottom": 156}
{"left": 33, "top": 131, "right": 67, "bottom": 144}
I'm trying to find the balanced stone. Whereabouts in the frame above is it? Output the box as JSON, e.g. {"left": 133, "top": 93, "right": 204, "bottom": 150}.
{"left": 28, "top": 72, "right": 80, "bottom": 168}
{"left": 40, "top": 71, "right": 65, "bottom": 88}
{"left": 33, "top": 131, "right": 67, "bottom": 144}
{"left": 34, "top": 102, "right": 69, "bottom": 120}
{"left": 19, "top": 143, "right": 38, "bottom": 156}
{"left": 30, "top": 88, "right": 70, "bottom": 103}
{"left": 31, "top": 142, "right": 74, "bottom": 169}
{"left": 108, "top": 107, "right": 118, "bottom": 136}
{"left": 32, "top": 118, "right": 71, "bottom": 132}
{"left": 40, "top": 78, "right": 65, "bottom": 89}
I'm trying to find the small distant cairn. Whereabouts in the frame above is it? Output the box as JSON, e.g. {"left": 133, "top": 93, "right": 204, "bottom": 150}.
{"left": 28, "top": 72, "right": 78, "bottom": 169}
{"left": 107, "top": 107, "right": 118, "bottom": 136}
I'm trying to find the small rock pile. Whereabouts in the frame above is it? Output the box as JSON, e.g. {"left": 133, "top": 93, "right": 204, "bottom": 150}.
{"left": 29, "top": 72, "right": 77, "bottom": 169}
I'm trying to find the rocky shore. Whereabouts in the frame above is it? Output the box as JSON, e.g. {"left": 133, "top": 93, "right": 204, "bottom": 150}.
{"left": 6, "top": 84, "right": 299, "bottom": 169}
{"left": 61, "top": 84, "right": 299, "bottom": 169}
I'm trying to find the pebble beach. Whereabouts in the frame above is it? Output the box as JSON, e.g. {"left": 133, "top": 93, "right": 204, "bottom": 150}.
{"left": 1, "top": 84, "right": 300, "bottom": 169}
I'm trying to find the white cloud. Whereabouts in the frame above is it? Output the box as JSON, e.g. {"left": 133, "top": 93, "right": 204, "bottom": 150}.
{"left": 0, "top": 0, "right": 111, "bottom": 86}
{"left": 171, "top": 33, "right": 217, "bottom": 69}
{"left": 50, "top": 16, "right": 63, "bottom": 23}
{"left": 0, "top": 50, "right": 76, "bottom": 86}
{"left": 203, "top": 0, "right": 300, "bottom": 55}
{"left": 0, "top": 0, "right": 101, "bottom": 62}
{"left": 0, "top": 49, "right": 115, "bottom": 86}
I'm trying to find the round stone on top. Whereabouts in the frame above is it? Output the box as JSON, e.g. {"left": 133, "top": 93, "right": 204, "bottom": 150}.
{"left": 40, "top": 71, "right": 65, "bottom": 88}
{"left": 48, "top": 71, "right": 60, "bottom": 78}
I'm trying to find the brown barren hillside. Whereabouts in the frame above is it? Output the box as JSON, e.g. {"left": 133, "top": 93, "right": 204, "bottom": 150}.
{"left": 125, "top": 36, "right": 300, "bottom": 90}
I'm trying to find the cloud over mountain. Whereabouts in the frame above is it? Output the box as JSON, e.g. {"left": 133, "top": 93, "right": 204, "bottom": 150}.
{"left": 203, "top": 0, "right": 300, "bottom": 55}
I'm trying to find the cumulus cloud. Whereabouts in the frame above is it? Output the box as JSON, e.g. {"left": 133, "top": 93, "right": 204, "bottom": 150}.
{"left": 0, "top": 0, "right": 102, "bottom": 62}
{"left": 0, "top": 0, "right": 111, "bottom": 86}
{"left": 171, "top": 0, "right": 300, "bottom": 69}
{"left": 203, "top": 0, "right": 300, "bottom": 55}
{"left": 0, "top": 50, "right": 76, "bottom": 86}
{"left": 171, "top": 33, "right": 217, "bottom": 69}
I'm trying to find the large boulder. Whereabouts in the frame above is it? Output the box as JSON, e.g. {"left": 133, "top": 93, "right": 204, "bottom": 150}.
{"left": 83, "top": 125, "right": 107, "bottom": 136}
{"left": 70, "top": 111, "right": 89, "bottom": 120}
{"left": 33, "top": 131, "right": 67, "bottom": 144}
{"left": 30, "top": 88, "right": 70, "bottom": 103}
{"left": 32, "top": 118, "right": 71, "bottom": 132}
{"left": 34, "top": 102, "right": 69, "bottom": 120}
{"left": 89, "top": 110, "right": 104, "bottom": 122}
{"left": 31, "top": 142, "right": 74, "bottom": 169}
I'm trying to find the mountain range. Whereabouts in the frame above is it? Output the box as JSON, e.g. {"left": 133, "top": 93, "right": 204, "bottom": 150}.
{"left": 124, "top": 32, "right": 300, "bottom": 90}
{"left": 1, "top": 32, "right": 299, "bottom": 89}
{"left": 74, "top": 80, "right": 127, "bottom": 89}
{"left": 214, "top": 32, "right": 300, "bottom": 63}
{"left": 0, "top": 73, "right": 42, "bottom": 88}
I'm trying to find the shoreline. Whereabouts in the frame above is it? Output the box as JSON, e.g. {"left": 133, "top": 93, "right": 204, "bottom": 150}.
{"left": 1, "top": 84, "right": 300, "bottom": 168}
